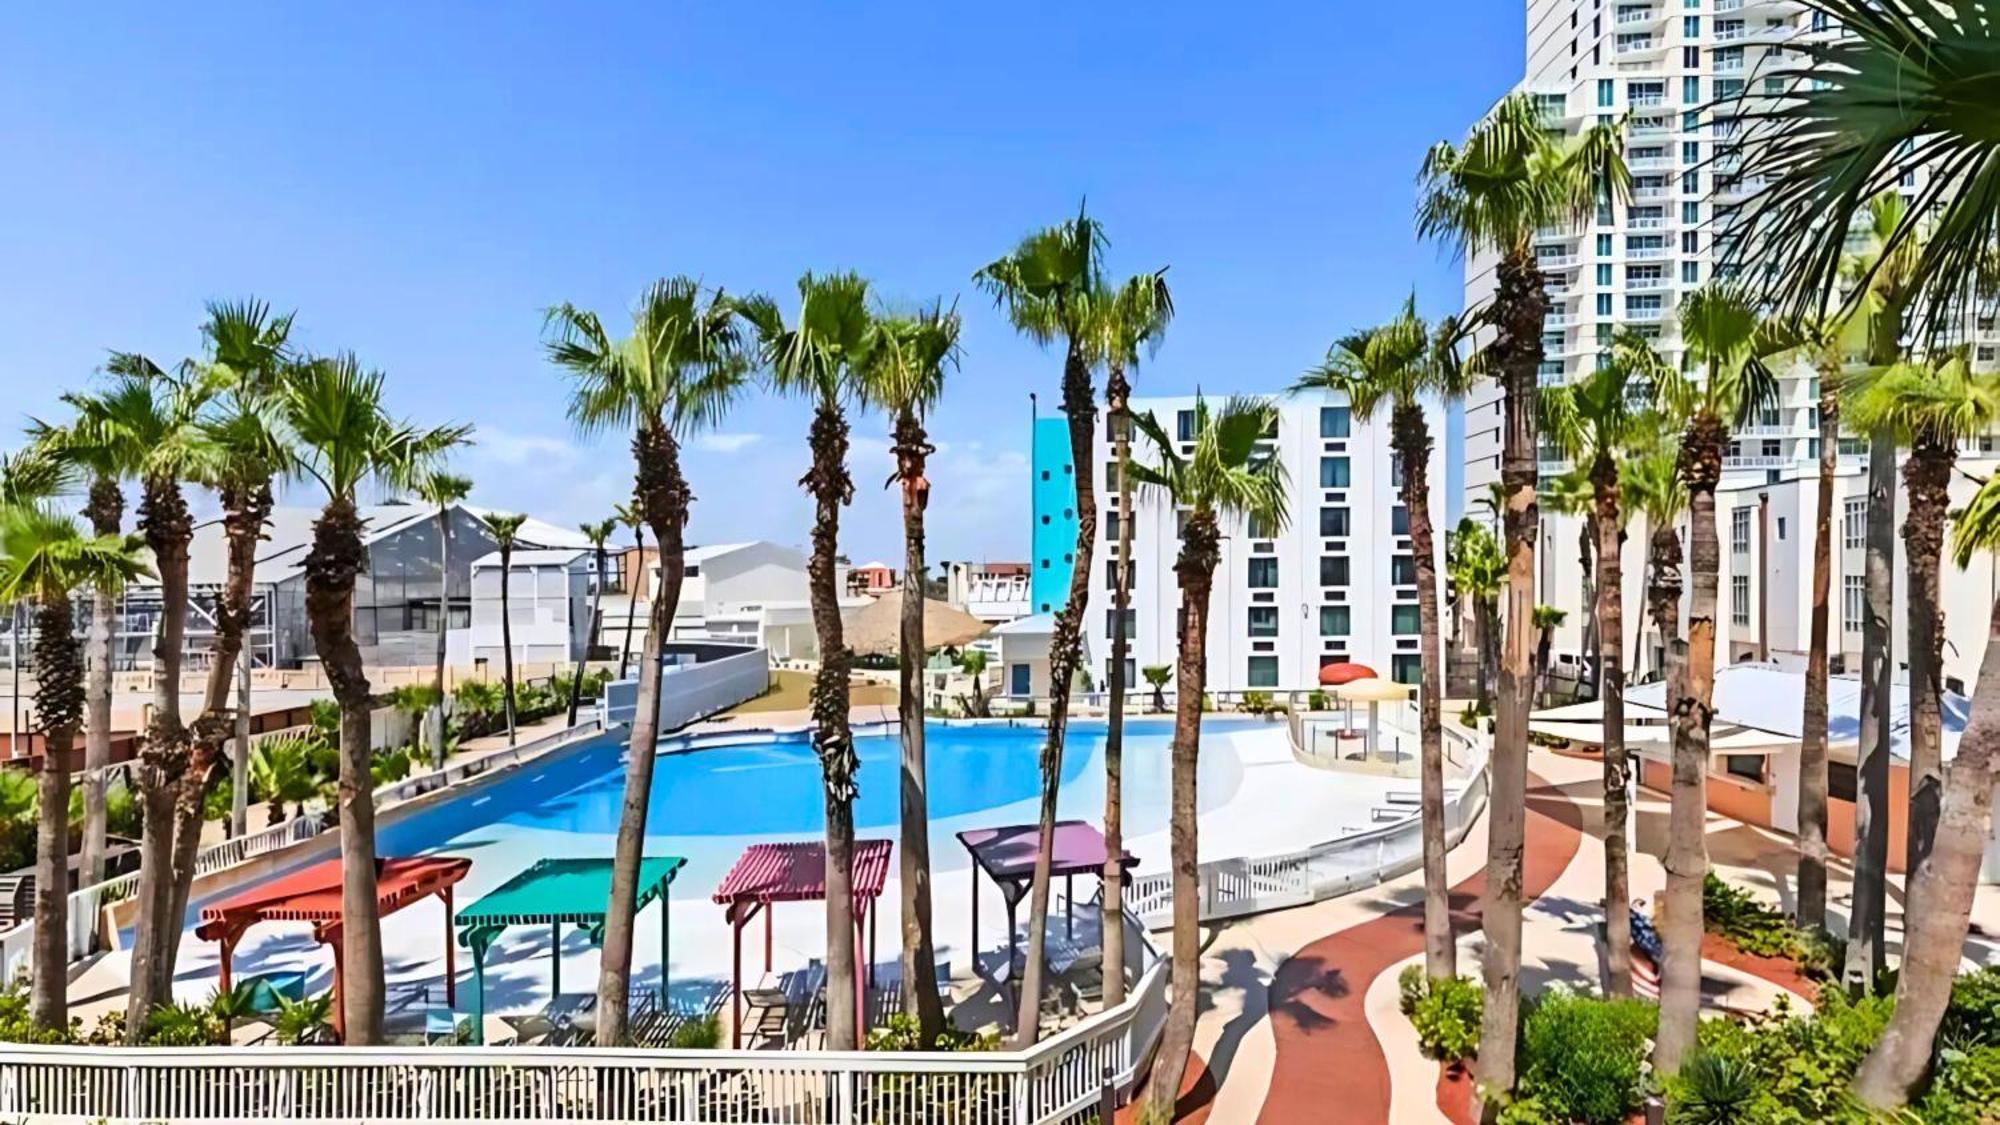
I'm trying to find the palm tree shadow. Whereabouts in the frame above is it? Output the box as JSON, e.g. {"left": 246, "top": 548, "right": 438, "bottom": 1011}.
{"left": 1267, "top": 953, "right": 1348, "bottom": 1034}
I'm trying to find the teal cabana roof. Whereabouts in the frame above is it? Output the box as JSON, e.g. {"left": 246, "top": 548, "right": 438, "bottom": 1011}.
{"left": 456, "top": 855, "right": 685, "bottom": 937}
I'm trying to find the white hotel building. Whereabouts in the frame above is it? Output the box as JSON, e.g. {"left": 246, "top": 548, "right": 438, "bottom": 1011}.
{"left": 1084, "top": 390, "right": 1446, "bottom": 694}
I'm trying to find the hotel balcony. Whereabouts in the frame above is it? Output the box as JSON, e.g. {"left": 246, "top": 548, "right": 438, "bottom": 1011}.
{"left": 1626, "top": 276, "right": 1673, "bottom": 292}
{"left": 1535, "top": 254, "right": 1581, "bottom": 271}
{"left": 1624, "top": 306, "right": 1668, "bottom": 323}
{"left": 1616, "top": 38, "right": 1666, "bottom": 57}
{"left": 1626, "top": 245, "right": 1670, "bottom": 261}
{"left": 1723, "top": 454, "right": 1790, "bottom": 470}
{"left": 1629, "top": 93, "right": 1666, "bottom": 109}
{"left": 1629, "top": 117, "right": 1672, "bottom": 140}
{"left": 1631, "top": 185, "right": 1670, "bottom": 201}
{"left": 1627, "top": 156, "right": 1673, "bottom": 172}
{"left": 1713, "top": 57, "right": 1747, "bottom": 75}
{"left": 1534, "top": 225, "right": 1582, "bottom": 242}
{"left": 1543, "top": 312, "right": 1575, "bottom": 329}
{"left": 1626, "top": 216, "right": 1670, "bottom": 231}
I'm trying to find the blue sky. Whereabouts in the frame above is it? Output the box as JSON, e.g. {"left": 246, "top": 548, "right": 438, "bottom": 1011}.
{"left": 0, "top": 3, "right": 1519, "bottom": 563}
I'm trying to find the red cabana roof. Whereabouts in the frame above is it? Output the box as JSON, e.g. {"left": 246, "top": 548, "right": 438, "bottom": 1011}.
{"left": 711, "top": 839, "right": 892, "bottom": 906}
{"left": 196, "top": 855, "right": 472, "bottom": 942}
{"left": 1319, "top": 661, "right": 1378, "bottom": 686}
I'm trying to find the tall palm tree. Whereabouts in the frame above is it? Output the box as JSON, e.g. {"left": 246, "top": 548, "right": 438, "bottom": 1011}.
{"left": 1850, "top": 357, "right": 2000, "bottom": 874}
{"left": 740, "top": 271, "right": 883, "bottom": 1050}
{"left": 1538, "top": 469, "right": 1596, "bottom": 695}
{"left": 1295, "top": 295, "right": 1472, "bottom": 983}
{"left": 860, "top": 300, "right": 961, "bottom": 1045}
{"left": 613, "top": 501, "right": 643, "bottom": 680}
{"left": 281, "top": 353, "right": 467, "bottom": 1044}
{"left": 1621, "top": 441, "right": 1686, "bottom": 684}
{"left": 546, "top": 276, "right": 753, "bottom": 1045}
{"left": 417, "top": 470, "right": 471, "bottom": 768}
{"left": 1643, "top": 283, "right": 1782, "bottom": 1074}
{"left": 1447, "top": 517, "right": 1504, "bottom": 712}
{"left": 1539, "top": 336, "right": 1656, "bottom": 995}
{"left": 1090, "top": 269, "right": 1173, "bottom": 1008}
{"left": 974, "top": 205, "right": 1110, "bottom": 1043}
{"left": 0, "top": 503, "right": 148, "bottom": 1030}
{"left": 480, "top": 512, "right": 529, "bottom": 745}
{"left": 1416, "top": 93, "right": 1629, "bottom": 1096}
{"left": 1128, "top": 396, "right": 1288, "bottom": 1122}
{"left": 569, "top": 517, "right": 617, "bottom": 727}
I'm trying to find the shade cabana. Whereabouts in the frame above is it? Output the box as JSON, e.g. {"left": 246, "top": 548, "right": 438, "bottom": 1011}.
{"left": 452, "top": 855, "right": 685, "bottom": 1045}
{"left": 957, "top": 820, "right": 1136, "bottom": 977}
{"left": 1318, "top": 661, "right": 1377, "bottom": 686}
{"left": 195, "top": 855, "right": 471, "bottom": 1040}
{"left": 712, "top": 839, "right": 892, "bottom": 1048}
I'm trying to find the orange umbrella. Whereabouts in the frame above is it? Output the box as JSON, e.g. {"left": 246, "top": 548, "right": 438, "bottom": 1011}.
{"left": 1318, "top": 662, "right": 1377, "bottom": 686}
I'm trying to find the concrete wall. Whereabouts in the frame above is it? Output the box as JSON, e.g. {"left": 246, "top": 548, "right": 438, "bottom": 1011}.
{"left": 601, "top": 641, "right": 769, "bottom": 733}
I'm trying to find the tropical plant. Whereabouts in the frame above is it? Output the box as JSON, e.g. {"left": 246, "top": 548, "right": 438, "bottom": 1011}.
{"left": 1642, "top": 282, "right": 1783, "bottom": 1074}
{"left": 1447, "top": 518, "right": 1504, "bottom": 711}
{"left": 1530, "top": 605, "right": 1567, "bottom": 705}
{"left": 479, "top": 512, "right": 529, "bottom": 745}
{"left": 1516, "top": 990, "right": 1658, "bottom": 1125}
{"left": 612, "top": 500, "right": 643, "bottom": 679}
{"left": 547, "top": 275, "right": 753, "bottom": 1045}
{"left": 1417, "top": 90, "right": 1628, "bottom": 1100}
{"left": 1296, "top": 294, "right": 1473, "bottom": 983}
{"left": 1667, "top": 1050, "right": 1760, "bottom": 1125}
{"left": 1538, "top": 334, "right": 1659, "bottom": 997}
{"left": 1126, "top": 396, "right": 1288, "bottom": 1120}
{"left": 272, "top": 992, "right": 337, "bottom": 1045}
{"left": 0, "top": 503, "right": 148, "bottom": 1029}
{"left": 739, "top": 271, "right": 882, "bottom": 1050}
{"left": 569, "top": 517, "right": 617, "bottom": 726}
{"left": 955, "top": 648, "right": 990, "bottom": 718}
{"left": 249, "top": 735, "right": 324, "bottom": 823}
{"left": 415, "top": 470, "right": 471, "bottom": 767}
{"left": 1537, "top": 468, "right": 1597, "bottom": 695}
{"left": 974, "top": 204, "right": 1114, "bottom": 1045}
{"left": 860, "top": 299, "right": 962, "bottom": 1044}
{"left": 1141, "top": 664, "right": 1172, "bottom": 714}
{"left": 280, "top": 352, "right": 467, "bottom": 1044}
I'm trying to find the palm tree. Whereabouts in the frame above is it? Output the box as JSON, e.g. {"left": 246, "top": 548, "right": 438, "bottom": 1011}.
{"left": 281, "top": 353, "right": 467, "bottom": 1044}
{"left": 740, "top": 271, "right": 884, "bottom": 1050}
{"left": 1530, "top": 605, "right": 1567, "bottom": 703}
{"left": 249, "top": 734, "right": 324, "bottom": 823}
{"left": 974, "top": 205, "right": 1111, "bottom": 1044}
{"left": 613, "top": 501, "right": 643, "bottom": 679}
{"left": 0, "top": 503, "right": 148, "bottom": 1030}
{"left": 1447, "top": 518, "right": 1504, "bottom": 712}
{"left": 1850, "top": 357, "right": 2000, "bottom": 875}
{"left": 546, "top": 276, "right": 753, "bottom": 1045}
{"left": 479, "top": 512, "right": 529, "bottom": 745}
{"left": 1089, "top": 269, "right": 1173, "bottom": 1009}
{"left": 1416, "top": 94, "right": 1629, "bottom": 1096}
{"left": 1296, "top": 296, "right": 1471, "bottom": 983}
{"left": 416, "top": 470, "right": 471, "bottom": 768}
{"left": 860, "top": 300, "right": 961, "bottom": 1045}
{"left": 956, "top": 648, "right": 991, "bottom": 718}
{"left": 1128, "top": 396, "right": 1288, "bottom": 1122}
{"left": 1539, "top": 339, "right": 1656, "bottom": 996}
{"left": 569, "top": 517, "right": 617, "bottom": 727}
{"left": 1538, "top": 469, "right": 1596, "bottom": 695}
{"left": 1643, "top": 283, "right": 1782, "bottom": 1074}
{"left": 1621, "top": 442, "right": 1686, "bottom": 687}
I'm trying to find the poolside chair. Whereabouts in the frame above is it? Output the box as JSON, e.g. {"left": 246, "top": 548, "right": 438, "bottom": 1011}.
{"left": 424, "top": 1007, "right": 469, "bottom": 1046}
{"left": 1062, "top": 950, "right": 1106, "bottom": 1011}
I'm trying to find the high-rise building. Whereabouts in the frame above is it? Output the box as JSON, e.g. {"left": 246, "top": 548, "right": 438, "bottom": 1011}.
{"left": 1030, "top": 408, "right": 1079, "bottom": 616}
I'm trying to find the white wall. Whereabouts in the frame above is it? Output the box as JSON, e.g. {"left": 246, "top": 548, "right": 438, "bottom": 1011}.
{"left": 601, "top": 642, "right": 770, "bottom": 732}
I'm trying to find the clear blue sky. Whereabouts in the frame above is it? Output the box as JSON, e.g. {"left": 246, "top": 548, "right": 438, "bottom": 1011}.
{"left": 0, "top": 3, "right": 1519, "bottom": 563}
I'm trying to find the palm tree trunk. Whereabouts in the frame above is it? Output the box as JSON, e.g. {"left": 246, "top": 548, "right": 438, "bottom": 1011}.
{"left": 1798, "top": 376, "right": 1837, "bottom": 930}
{"left": 892, "top": 406, "right": 945, "bottom": 1043}
{"left": 1103, "top": 363, "right": 1136, "bottom": 1006}
{"left": 1014, "top": 339, "right": 1098, "bottom": 1046}
{"left": 620, "top": 525, "right": 643, "bottom": 680}
{"left": 30, "top": 594, "right": 80, "bottom": 1032}
{"left": 567, "top": 545, "right": 603, "bottom": 728}
{"left": 1146, "top": 511, "right": 1218, "bottom": 1123}
{"left": 1592, "top": 456, "right": 1631, "bottom": 996}
{"left": 597, "top": 420, "right": 695, "bottom": 1045}
{"left": 1656, "top": 415, "right": 1724, "bottom": 1075}
{"left": 126, "top": 477, "right": 191, "bottom": 1034}
{"left": 802, "top": 402, "right": 862, "bottom": 1050}
{"left": 1579, "top": 516, "right": 1599, "bottom": 699}
{"left": 305, "top": 496, "right": 385, "bottom": 1044}
{"left": 432, "top": 506, "right": 451, "bottom": 769}
{"left": 1846, "top": 430, "right": 1896, "bottom": 992}
{"left": 1476, "top": 243, "right": 1548, "bottom": 1105}
{"left": 499, "top": 541, "right": 517, "bottom": 746}
{"left": 80, "top": 474, "right": 121, "bottom": 888}
{"left": 1853, "top": 591, "right": 2000, "bottom": 1108}
{"left": 1902, "top": 441, "right": 1952, "bottom": 878}
{"left": 1395, "top": 403, "right": 1455, "bottom": 980}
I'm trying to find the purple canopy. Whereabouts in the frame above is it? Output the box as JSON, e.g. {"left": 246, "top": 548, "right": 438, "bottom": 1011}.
{"left": 956, "top": 820, "right": 1135, "bottom": 883}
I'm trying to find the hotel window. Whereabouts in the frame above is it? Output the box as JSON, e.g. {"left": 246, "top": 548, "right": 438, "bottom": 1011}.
{"left": 1683, "top": 76, "right": 1701, "bottom": 104}
{"left": 1843, "top": 574, "right": 1866, "bottom": 634}
{"left": 1176, "top": 410, "right": 1196, "bottom": 442}
{"left": 1682, "top": 201, "right": 1700, "bottom": 224}
{"left": 1104, "top": 559, "right": 1136, "bottom": 590}
{"left": 1320, "top": 506, "right": 1352, "bottom": 537}
{"left": 1596, "top": 233, "right": 1613, "bottom": 257}
{"left": 1106, "top": 413, "right": 1131, "bottom": 441}
{"left": 1320, "top": 406, "right": 1352, "bottom": 438}
{"left": 1320, "top": 605, "right": 1352, "bottom": 636}
{"left": 1842, "top": 497, "right": 1866, "bottom": 549}
{"left": 1392, "top": 604, "right": 1421, "bottom": 636}
{"left": 1319, "top": 456, "right": 1352, "bottom": 488}
{"left": 1731, "top": 575, "right": 1751, "bottom": 625}
{"left": 1392, "top": 654, "right": 1422, "bottom": 686}
{"left": 1731, "top": 506, "right": 1752, "bottom": 553}
{"left": 1247, "top": 656, "right": 1280, "bottom": 688}
{"left": 1391, "top": 555, "right": 1418, "bottom": 586}
{"left": 1248, "top": 558, "right": 1279, "bottom": 588}
{"left": 1598, "top": 78, "right": 1615, "bottom": 107}
{"left": 1320, "top": 556, "right": 1351, "bottom": 587}
{"left": 1391, "top": 505, "right": 1410, "bottom": 536}
{"left": 1248, "top": 513, "right": 1278, "bottom": 540}
{"left": 1682, "top": 141, "right": 1700, "bottom": 165}
{"left": 1597, "top": 263, "right": 1614, "bottom": 286}
{"left": 1104, "top": 608, "right": 1135, "bottom": 640}
{"left": 1104, "top": 510, "right": 1123, "bottom": 542}
{"left": 1248, "top": 606, "right": 1279, "bottom": 638}
{"left": 1724, "top": 755, "right": 1765, "bottom": 783}
{"left": 1682, "top": 261, "right": 1700, "bottom": 285}
{"left": 1683, "top": 15, "right": 1699, "bottom": 36}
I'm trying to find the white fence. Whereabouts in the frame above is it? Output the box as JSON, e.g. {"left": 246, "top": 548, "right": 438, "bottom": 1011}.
{"left": 1127, "top": 717, "right": 1489, "bottom": 927}
{"left": 602, "top": 642, "right": 770, "bottom": 731}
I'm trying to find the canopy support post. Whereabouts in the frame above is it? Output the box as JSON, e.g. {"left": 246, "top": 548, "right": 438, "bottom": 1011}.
{"left": 442, "top": 886, "right": 456, "bottom": 1007}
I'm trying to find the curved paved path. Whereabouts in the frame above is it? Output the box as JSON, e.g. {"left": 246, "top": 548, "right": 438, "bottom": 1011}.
{"left": 1251, "top": 772, "right": 1587, "bottom": 1124}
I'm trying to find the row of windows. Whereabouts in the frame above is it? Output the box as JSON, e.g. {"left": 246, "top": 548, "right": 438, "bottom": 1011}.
{"left": 1102, "top": 602, "right": 1418, "bottom": 640}
{"left": 1158, "top": 406, "right": 1351, "bottom": 442}
{"left": 1246, "top": 653, "right": 1423, "bottom": 688}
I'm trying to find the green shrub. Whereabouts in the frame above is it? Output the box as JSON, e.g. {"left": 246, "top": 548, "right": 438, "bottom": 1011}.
{"left": 1943, "top": 965, "right": 2000, "bottom": 1050}
{"left": 1516, "top": 988, "right": 1656, "bottom": 1125}
{"left": 1398, "top": 963, "right": 1429, "bottom": 1016}
{"left": 1919, "top": 1044, "right": 2000, "bottom": 1125}
{"left": 1666, "top": 1050, "right": 1760, "bottom": 1125}
{"left": 141, "top": 1001, "right": 225, "bottom": 1046}
{"left": 1682, "top": 988, "right": 1890, "bottom": 1123}
{"left": 666, "top": 1013, "right": 721, "bottom": 1049}
{"left": 1701, "top": 872, "right": 1833, "bottom": 975}
{"left": 1240, "top": 690, "right": 1273, "bottom": 715}
{"left": 1307, "top": 689, "right": 1328, "bottom": 711}
{"left": 1411, "top": 974, "right": 1483, "bottom": 1062}
{"left": 865, "top": 1011, "right": 999, "bottom": 1052}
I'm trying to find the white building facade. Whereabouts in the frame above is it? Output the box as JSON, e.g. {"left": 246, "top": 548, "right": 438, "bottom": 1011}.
{"left": 467, "top": 548, "right": 593, "bottom": 667}
{"left": 1089, "top": 390, "right": 1447, "bottom": 694}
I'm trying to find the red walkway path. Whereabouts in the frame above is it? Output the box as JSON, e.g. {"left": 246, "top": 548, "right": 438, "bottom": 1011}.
{"left": 1250, "top": 773, "right": 1588, "bottom": 1124}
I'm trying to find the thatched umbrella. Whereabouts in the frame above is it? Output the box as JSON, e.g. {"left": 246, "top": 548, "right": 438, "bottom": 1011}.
{"left": 842, "top": 591, "right": 992, "bottom": 658}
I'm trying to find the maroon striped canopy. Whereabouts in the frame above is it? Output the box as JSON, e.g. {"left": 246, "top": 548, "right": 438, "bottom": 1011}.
{"left": 711, "top": 839, "right": 893, "bottom": 905}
